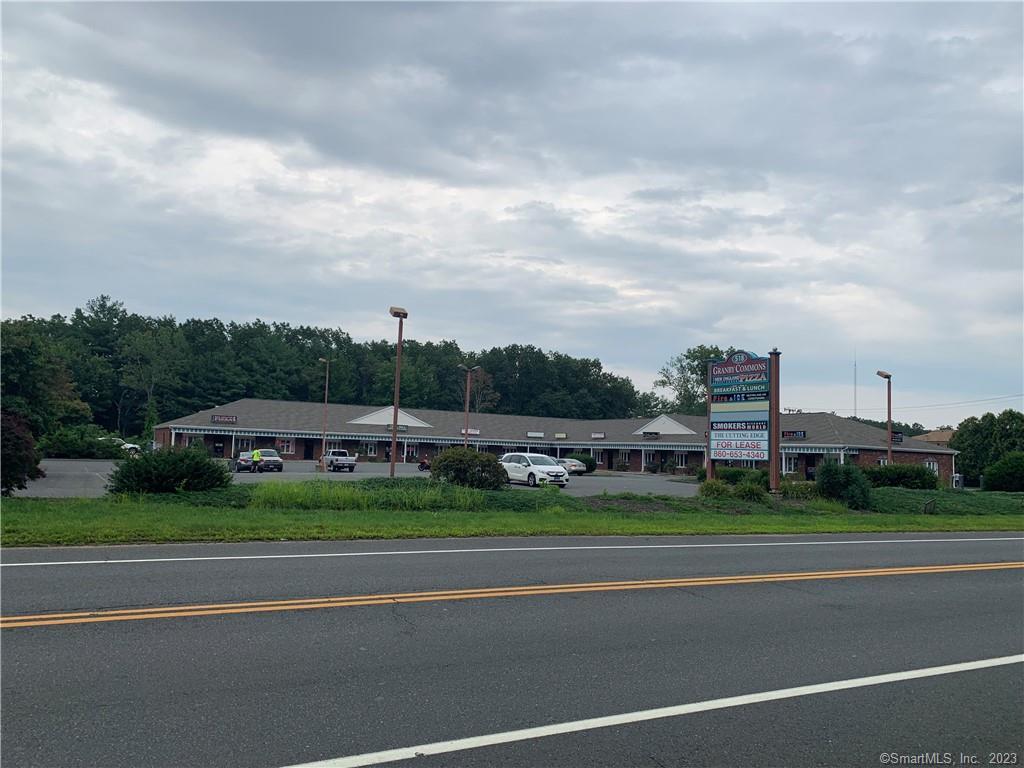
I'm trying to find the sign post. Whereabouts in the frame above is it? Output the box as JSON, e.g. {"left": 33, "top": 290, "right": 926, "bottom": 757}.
{"left": 706, "top": 349, "right": 781, "bottom": 491}
{"left": 769, "top": 349, "right": 781, "bottom": 492}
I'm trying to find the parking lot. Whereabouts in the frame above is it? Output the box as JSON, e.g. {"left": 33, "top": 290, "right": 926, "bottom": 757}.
{"left": 17, "top": 459, "right": 699, "bottom": 499}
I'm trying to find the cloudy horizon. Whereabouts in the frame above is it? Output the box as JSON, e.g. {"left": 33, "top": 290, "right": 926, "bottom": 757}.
{"left": 3, "top": 2, "right": 1021, "bottom": 428}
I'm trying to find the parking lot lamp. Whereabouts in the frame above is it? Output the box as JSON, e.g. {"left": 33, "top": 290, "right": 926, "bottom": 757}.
{"left": 876, "top": 370, "right": 893, "bottom": 464}
{"left": 389, "top": 307, "right": 409, "bottom": 478}
{"left": 459, "top": 365, "right": 481, "bottom": 447}
{"left": 318, "top": 357, "right": 332, "bottom": 470}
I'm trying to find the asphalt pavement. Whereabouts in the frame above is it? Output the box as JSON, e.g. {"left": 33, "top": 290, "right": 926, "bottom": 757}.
{"left": 2, "top": 533, "right": 1022, "bottom": 767}
{"left": 16, "top": 459, "right": 699, "bottom": 498}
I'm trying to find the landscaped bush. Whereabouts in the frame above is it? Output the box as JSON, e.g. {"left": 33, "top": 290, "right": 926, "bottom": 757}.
{"left": 779, "top": 480, "right": 818, "bottom": 500}
{"left": 815, "top": 461, "right": 844, "bottom": 500}
{"left": 698, "top": 479, "right": 731, "bottom": 498}
{"left": 734, "top": 481, "right": 769, "bottom": 504}
{"left": 566, "top": 453, "right": 597, "bottom": 473}
{"left": 1, "top": 411, "right": 44, "bottom": 496}
{"left": 716, "top": 467, "right": 751, "bottom": 485}
{"left": 816, "top": 461, "right": 872, "bottom": 510}
{"left": 37, "top": 424, "right": 125, "bottom": 459}
{"left": 982, "top": 452, "right": 1024, "bottom": 492}
{"left": 431, "top": 447, "right": 507, "bottom": 490}
{"left": 107, "top": 446, "right": 232, "bottom": 493}
{"left": 614, "top": 461, "right": 630, "bottom": 472}
{"left": 863, "top": 463, "right": 939, "bottom": 490}
{"left": 644, "top": 462, "right": 660, "bottom": 473}
{"left": 696, "top": 467, "right": 707, "bottom": 482}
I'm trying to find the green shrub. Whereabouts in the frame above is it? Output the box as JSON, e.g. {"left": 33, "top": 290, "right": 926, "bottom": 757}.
{"left": 107, "top": 446, "right": 232, "bottom": 493}
{"left": 37, "top": 424, "right": 126, "bottom": 459}
{"left": 982, "top": 452, "right": 1024, "bottom": 492}
{"left": 816, "top": 461, "right": 872, "bottom": 510}
{"left": 716, "top": 467, "right": 750, "bottom": 485}
{"left": 431, "top": 447, "right": 507, "bottom": 490}
{"left": 614, "top": 461, "right": 630, "bottom": 472}
{"left": 839, "top": 465, "right": 872, "bottom": 510}
{"left": 644, "top": 462, "right": 659, "bottom": 474}
{"left": 863, "top": 464, "right": 939, "bottom": 490}
{"left": 696, "top": 467, "right": 707, "bottom": 482}
{"left": 698, "top": 479, "right": 731, "bottom": 498}
{"left": 816, "top": 461, "right": 843, "bottom": 500}
{"left": 734, "top": 481, "right": 769, "bottom": 504}
{"left": 251, "top": 477, "right": 484, "bottom": 510}
{"left": 566, "top": 453, "right": 597, "bottom": 473}
{"left": 1, "top": 411, "right": 44, "bottom": 496}
{"left": 121, "top": 485, "right": 254, "bottom": 508}
{"left": 780, "top": 480, "right": 818, "bottom": 500}
{"left": 715, "top": 467, "right": 769, "bottom": 488}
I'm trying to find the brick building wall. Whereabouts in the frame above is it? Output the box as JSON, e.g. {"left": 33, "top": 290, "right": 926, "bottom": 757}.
{"left": 852, "top": 449, "right": 954, "bottom": 485}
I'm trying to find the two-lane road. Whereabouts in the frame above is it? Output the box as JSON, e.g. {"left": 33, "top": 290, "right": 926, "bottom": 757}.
{"left": 2, "top": 533, "right": 1022, "bottom": 767}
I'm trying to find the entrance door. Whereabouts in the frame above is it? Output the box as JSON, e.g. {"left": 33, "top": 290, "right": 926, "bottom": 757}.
{"left": 805, "top": 455, "right": 817, "bottom": 481}
{"left": 303, "top": 440, "right": 315, "bottom": 460}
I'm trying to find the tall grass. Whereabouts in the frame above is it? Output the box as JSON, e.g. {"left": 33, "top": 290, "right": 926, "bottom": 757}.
{"left": 249, "top": 478, "right": 487, "bottom": 511}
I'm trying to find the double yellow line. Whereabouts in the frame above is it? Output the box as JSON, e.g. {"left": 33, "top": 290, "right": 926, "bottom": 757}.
{"left": 2, "top": 561, "right": 1021, "bottom": 629}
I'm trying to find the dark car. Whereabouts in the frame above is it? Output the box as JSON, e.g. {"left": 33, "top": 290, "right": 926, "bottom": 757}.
{"left": 234, "top": 450, "right": 284, "bottom": 472}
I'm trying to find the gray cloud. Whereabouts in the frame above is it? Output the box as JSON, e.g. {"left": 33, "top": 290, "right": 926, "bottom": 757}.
{"left": 2, "top": 2, "right": 1021, "bottom": 427}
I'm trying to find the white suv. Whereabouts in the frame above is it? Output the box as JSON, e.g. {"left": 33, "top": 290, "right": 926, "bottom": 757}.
{"left": 499, "top": 453, "right": 569, "bottom": 487}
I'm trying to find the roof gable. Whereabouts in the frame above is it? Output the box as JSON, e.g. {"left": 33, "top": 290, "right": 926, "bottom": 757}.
{"left": 347, "top": 407, "right": 433, "bottom": 428}
{"left": 633, "top": 415, "right": 697, "bottom": 436}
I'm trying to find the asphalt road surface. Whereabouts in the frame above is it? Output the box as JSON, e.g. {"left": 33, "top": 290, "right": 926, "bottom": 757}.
{"left": 17, "top": 459, "right": 699, "bottom": 498}
{"left": 2, "top": 533, "right": 1022, "bottom": 768}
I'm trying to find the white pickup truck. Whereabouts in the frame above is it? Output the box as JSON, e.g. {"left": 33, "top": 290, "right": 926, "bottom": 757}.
{"left": 322, "top": 449, "right": 358, "bottom": 472}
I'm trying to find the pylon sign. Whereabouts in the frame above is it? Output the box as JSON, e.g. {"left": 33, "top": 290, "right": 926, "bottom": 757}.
{"left": 707, "top": 349, "right": 781, "bottom": 490}
{"left": 708, "top": 351, "right": 770, "bottom": 460}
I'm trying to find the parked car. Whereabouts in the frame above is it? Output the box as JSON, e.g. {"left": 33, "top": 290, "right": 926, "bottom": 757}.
{"left": 556, "top": 457, "right": 587, "bottom": 475}
{"left": 233, "top": 449, "right": 284, "bottom": 472}
{"left": 97, "top": 436, "right": 141, "bottom": 457}
{"left": 322, "top": 449, "right": 358, "bottom": 472}
{"left": 499, "top": 453, "right": 569, "bottom": 487}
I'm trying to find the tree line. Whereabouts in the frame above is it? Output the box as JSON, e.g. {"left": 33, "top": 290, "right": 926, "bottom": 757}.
{"left": 2, "top": 296, "right": 673, "bottom": 446}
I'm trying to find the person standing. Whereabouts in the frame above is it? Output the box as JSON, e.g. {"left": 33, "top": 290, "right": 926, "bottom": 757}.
{"left": 251, "top": 447, "right": 262, "bottom": 473}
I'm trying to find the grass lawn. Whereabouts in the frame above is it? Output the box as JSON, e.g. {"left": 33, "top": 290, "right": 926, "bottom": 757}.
{"left": 2, "top": 480, "right": 1021, "bottom": 546}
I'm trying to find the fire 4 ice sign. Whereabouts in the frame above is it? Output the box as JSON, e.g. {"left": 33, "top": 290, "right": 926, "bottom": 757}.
{"left": 709, "top": 351, "right": 771, "bottom": 461}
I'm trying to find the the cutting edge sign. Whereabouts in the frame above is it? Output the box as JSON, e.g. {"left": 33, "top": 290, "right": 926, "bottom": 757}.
{"left": 709, "top": 350, "right": 771, "bottom": 461}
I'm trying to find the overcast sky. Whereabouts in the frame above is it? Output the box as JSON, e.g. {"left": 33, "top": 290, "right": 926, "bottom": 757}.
{"left": 3, "top": 2, "right": 1021, "bottom": 427}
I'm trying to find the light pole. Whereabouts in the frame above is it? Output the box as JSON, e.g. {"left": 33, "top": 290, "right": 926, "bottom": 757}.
{"left": 876, "top": 370, "right": 893, "bottom": 465}
{"left": 389, "top": 306, "right": 408, "bottom": 478}
{"left": 318, "top": 357, "right": 332, "bottom": 470}
{"left": 459, "top": 364, "right": 481, "bottom": 447}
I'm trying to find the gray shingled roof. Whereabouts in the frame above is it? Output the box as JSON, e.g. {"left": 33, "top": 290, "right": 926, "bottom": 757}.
{"left": 158, "top": 399, "right": 954, "bottom": 453}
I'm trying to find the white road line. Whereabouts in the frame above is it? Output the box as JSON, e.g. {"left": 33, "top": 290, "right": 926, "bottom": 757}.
{"left": 283, "top": 655, "right": 1024, "bottom": 768}
{"left": 2, "top": 536, "right": 1021, "bottom": 568}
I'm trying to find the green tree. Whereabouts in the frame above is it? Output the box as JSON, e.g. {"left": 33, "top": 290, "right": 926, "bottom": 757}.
{"left": 849, "top": 417, "right": 927, "bottom": 437}
{"left": 65, "top": 296, "right": 148, "bottom": 433}
{"left": 950, "top": 410, "right": 1024, "bottom": 486}
{"left": 1, "top": 411, "right": 45, "bottom": 495}
{"left": 633, "top": 391, "right": 674, "bottom": 417}
{"left": 120, "top": 322, "right": 189, "bottom": 438}
{"left": 1, "top": 318, "right": 91, "bottom": 437}
{"left": 654, "top": 344, "right": 738, "bottom": 415}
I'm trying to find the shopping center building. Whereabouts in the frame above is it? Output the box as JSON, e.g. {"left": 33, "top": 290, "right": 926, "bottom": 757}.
{"left": 155, "top": 398, "right": 958, "bottom": 482}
